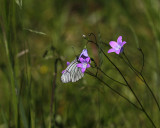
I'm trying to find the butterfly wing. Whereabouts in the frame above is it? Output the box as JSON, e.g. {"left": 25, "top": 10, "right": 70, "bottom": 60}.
{"left": 70, "top": 61, "right": 84, "bottom": 82}
{"left": 61, "top": 58, "right": 84, "bottom": 83}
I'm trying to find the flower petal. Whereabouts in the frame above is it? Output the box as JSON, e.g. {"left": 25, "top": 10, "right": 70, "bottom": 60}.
{"left": 108, "top": 48, "right": 116, "bottom": 53}
{"left": 67, "top": 62, "right": 70, "bottom": 66}
{"left": 62, "top": 70, "right": 65, "bottom": 74}
{"left": 81, "top": 68, "right": 86, "bottom": 73}
{"left": 87, "top": 64, "right": 90, "bottom": 68}
{"left": 79, "top": 49, "right": 89, "bottom": 58}
{"left": 109, "top": 41, "right": 118, "bottom": 49}
{"left": 86, "top": 57, "right": 90, "bottom": 63}
{"left": 77, "top": 63, "right": 83, "bottom": 68}
{"left": 117, "top": 36, "right": 122, "bottom": 45}
{"left": 79, "top": 57, "right": 84, "bottom": 62}
{"left": 115, "top": 49, "right": 121, "bottom": 54}
{"left": 121, "top": 41, "right": 126, "bottom": 46}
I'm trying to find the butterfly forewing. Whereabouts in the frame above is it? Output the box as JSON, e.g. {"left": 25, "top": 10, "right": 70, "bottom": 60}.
{"left": 61, "top": 59, "right": 76, "bottom": 83}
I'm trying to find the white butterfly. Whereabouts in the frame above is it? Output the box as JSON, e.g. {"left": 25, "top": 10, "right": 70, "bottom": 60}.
{"left": 61, "top": 58, "right": 84, "bottom": 83}
{"left": 61, "top": 49, "right": 91, "bottom": 83}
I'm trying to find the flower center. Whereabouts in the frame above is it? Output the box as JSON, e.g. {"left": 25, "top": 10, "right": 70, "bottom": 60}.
{"left": 115, "top": 44, "right": 121, "bottom": 50}
{"left": 82, "top": 62, "right": 87, "bottom": 68}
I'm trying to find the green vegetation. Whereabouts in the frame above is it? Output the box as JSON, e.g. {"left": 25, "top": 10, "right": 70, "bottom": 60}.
{"left": 0, "top": 0, "right": 160, "bottom": 127}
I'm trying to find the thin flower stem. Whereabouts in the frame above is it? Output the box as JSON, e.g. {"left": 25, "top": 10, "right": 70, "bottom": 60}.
{"left": 142, "top": 108, "right": 157, "bottom": 128}
{"left": 91, "top": 58, "right": 127, "bottom": 86}
{"left": 87, "top": 34, "right": 156, "bottom": 127}
{"left": 88, "top": 33, "right": 98, "bottom": 44}
{"left": 141, "top": 75, "right": 160, "bottom": 111}
{"left": 86, "top": 71, "right": 141, "bottom": 110}
{"left": 50, "top": 60, "right": 58, "bottom": 127}
{"left": 123, "top": 52, "right": 141, "bottom": 74}
{"left": 50, "top": 58, "right": 63, "bottom": 127}
{"left": 123, "top": 51, "right": 160, "bottom": 111}
{"left": 121, "top": 54, "right": 143, "bottom": 81}
{"left": 100, "top": 48, "right": 156, "bottom": 128}
{"left": 98, "top": 67, "right": 127, "bottom": 86}
{"left": 138, "top": 48, "right": 144, "bottom": 73}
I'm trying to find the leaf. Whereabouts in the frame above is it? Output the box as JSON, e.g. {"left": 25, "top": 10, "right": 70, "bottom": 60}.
{"left": 19, "top": 100, "right": 28, "bottom": 128}
{"left": 24, "top": 28, "right": 47, "bottom": 36}
{"left": 1, "top": 109, "right": 8, "bottom": 128}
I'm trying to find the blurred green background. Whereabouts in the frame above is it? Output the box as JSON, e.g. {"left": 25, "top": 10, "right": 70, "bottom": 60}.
{"left": 0, "top": 0, "right": 160, "bottom": 127}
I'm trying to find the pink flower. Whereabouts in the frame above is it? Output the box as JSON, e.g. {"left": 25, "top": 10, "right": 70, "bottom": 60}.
{"left": 77, "top": 49, "right": 91, "bottom": 73}
{"left": 108, "top": 36, "right": 126, "bottom": 54}
{"left": 77, "top": 57, "right": 91, "bottom": 73}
